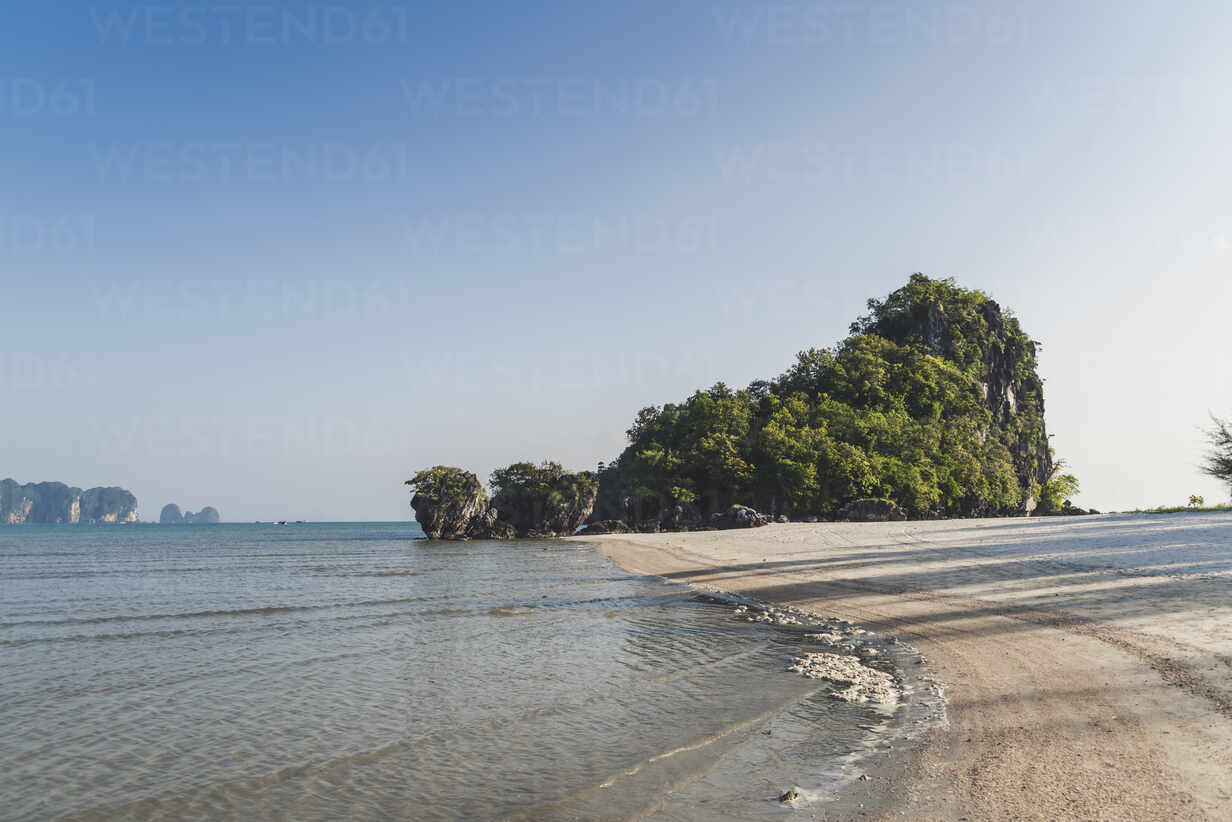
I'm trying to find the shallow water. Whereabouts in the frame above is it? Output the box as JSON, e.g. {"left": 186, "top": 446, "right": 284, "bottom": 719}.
{"left": 0, "top": 523, "right": 910, "bottom": 821}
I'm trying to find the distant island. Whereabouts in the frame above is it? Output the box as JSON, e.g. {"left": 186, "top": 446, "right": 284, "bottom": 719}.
{"left": 159, "top": 504, "right": 221, "bottom": 524}
{"left": 1, "top": 479, "right": 138, "bottom": 524}
{"left": 408, "top": 276, "right": 1085, "bottom": 539}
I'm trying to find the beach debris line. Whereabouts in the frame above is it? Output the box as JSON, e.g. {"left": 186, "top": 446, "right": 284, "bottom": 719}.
{"left": 788, "top": 652, "right": 899, "bottom": 705}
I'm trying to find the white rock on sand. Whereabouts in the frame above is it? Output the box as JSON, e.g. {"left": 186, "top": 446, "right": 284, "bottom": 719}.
{"left": 788, "top": 651, "right": 900, "bottom": 705}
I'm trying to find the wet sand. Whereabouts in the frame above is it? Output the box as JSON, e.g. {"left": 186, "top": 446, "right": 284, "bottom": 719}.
{"left": 573, "top": 513, "right": 1232, "bottom": 820}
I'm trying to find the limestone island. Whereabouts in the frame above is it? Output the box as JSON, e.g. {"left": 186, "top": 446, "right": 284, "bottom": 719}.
{"left": 1, "top": 479, "right": 138, "bottom": 524}
{"left": 160, "top": 504, "right": 221, "bottom": 524}
{"left": 408, "top": 275, "right": 1092, "bottom": 539}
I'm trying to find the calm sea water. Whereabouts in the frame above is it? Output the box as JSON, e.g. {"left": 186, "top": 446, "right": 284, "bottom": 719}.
{"left": 0, "top": 524, "right": 913, "bottom": 821}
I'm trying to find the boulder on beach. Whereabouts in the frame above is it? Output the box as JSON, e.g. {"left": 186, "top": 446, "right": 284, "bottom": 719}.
{"left": 577, "top": 519, "right": 632, "bottom": 536}
{"left": 710, "top": 504, "right": 770, "bottom": 529}
{"left": 837, "top": 498, "right": 907, "bottom": 522}
{"left": 659, "top": 502, "right": 704, "bottom": 531}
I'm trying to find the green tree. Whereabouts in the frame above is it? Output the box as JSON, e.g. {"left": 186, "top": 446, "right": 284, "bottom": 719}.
{"left": 1202, "top": 415, "right": 1232, "bottom": 496}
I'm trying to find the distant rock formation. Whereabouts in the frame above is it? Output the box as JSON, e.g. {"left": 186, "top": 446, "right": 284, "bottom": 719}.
{"left": 161, "top": 504, "right": 220, "bottom": 523}
{"left": 184, "top": 507, "right": 220, "bottom": 524}
{"left": 1, "top": 479, "right": 138, "bottom": 524}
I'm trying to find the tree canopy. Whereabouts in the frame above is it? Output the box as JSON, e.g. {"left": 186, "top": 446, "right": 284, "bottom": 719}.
{"left": 1202, "top": 415, "right": 1232, "bottom": 495}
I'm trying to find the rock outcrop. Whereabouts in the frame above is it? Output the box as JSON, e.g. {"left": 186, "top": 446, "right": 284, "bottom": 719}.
{"left": 490, "top": 462, "right": 598, "bottom": 538}
{"left": 406, "top": 467, "right": 494, "bottom": 540}
{"left": 160, "top": 504, "right": 184, "bottom": 524}
{"left": 837, "top": 498, "right": 907, "bottom": 522}
{"left": 1, "top": 479, "right": 138, "bottom": 524}
{"left": 407, "top": 462, "right": 599, "bottom": 540}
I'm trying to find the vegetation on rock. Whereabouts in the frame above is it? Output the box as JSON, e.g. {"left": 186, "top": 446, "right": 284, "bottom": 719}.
{"left": 595, "top": 275, "right": 1067, "bottom": 522}
{"left": 406, "top": 467, "right": 493, "bottom": 540}
{"left": 407, "top": 462, "right": 596, "bottom": 539}
{"left": 491, "top": 461, "right": 598, "bottom": 537}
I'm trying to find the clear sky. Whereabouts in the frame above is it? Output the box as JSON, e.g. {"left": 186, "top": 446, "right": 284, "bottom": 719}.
{"left": 2, "top": 0, "right": 1229, "bottom": 520}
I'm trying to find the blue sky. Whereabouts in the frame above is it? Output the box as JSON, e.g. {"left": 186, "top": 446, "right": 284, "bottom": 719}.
{"left": 2, "top": 0, "right": 1230, "bottom": 520}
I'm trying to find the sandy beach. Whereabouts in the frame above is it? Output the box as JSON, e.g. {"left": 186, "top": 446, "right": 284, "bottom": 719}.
{"left": 575, "top": 512, "right": 1232, "bottom": 821}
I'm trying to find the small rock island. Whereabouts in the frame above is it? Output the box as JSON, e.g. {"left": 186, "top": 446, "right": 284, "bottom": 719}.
{"left": 160, "top": 504, "right": 221, "bottom": 524}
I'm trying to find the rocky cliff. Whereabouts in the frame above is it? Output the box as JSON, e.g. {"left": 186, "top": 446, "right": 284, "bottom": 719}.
{"left": 406, "top": 467, "right": 513, "bottom": 540}
{"left": 1, "top": 479, "right": 138, "bottom": 524}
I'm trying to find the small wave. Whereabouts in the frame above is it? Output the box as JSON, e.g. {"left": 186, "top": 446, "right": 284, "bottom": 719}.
{"left": 0, "top": 596, "right": 444, "bottom": 629}
{"left": 488, "top": 606, "right": 536, "bottom": 617}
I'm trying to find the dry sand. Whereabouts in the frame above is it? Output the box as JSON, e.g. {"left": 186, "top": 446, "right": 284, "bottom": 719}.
{"left": 574, "top": 512, "right": 1232, "bottom": 820}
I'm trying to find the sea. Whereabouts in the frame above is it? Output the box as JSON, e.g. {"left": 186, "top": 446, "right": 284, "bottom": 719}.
{"left": 0, "top": 523, "right": 930, "bottom": 821}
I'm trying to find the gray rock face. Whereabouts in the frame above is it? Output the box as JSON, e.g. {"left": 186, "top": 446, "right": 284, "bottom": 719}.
{"left": 406, "top": 467, "right": 516, "bottom": 541}
{"left": 465, "top": 507, "right": 517, "bottom": 540}
{"left": 1, "top": 479, "right": 137, "bottom": 524}
{"left": 160, "top": 504, "right": 184, "bottom": 524}
{"left": 837, "top": 498, "right": 907, "bottom": 522}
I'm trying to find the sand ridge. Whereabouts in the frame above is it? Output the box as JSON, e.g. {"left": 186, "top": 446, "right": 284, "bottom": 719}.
{"left": 574, "top": 512, "right": 1232, "bottom": 820}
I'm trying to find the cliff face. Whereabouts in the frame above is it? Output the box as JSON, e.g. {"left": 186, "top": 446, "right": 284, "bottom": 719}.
{"left": 160, "top": 504, "right": 184, "bottom": 524}
{"left": 407, "top": 467, "right": 500, "bottom": 540}
{"left": 1, "top": 479, "right": 138, "bottom": 524}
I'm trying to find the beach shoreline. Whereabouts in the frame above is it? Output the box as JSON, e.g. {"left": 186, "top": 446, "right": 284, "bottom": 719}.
{"left": 570, "top": 513, "right": 1232, "bottom": 820}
